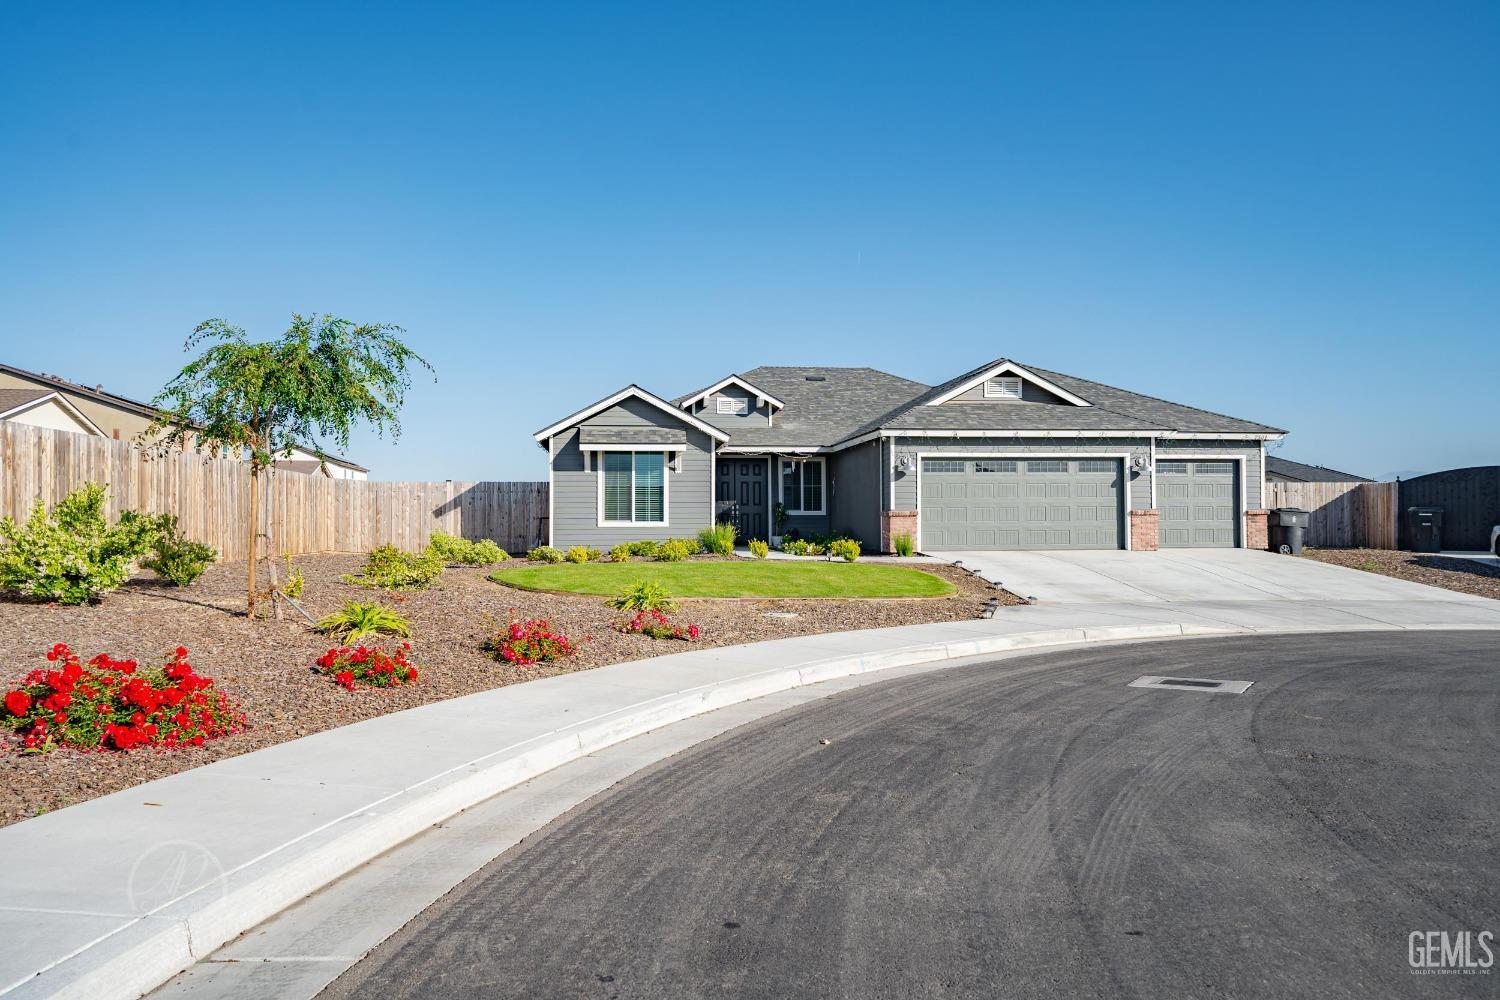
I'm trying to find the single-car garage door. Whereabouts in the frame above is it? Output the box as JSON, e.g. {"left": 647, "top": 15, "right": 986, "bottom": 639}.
{"left": 919, "top": 457, "right": 1123, "bottom": 550}
{"left": 1156, "top": 460, "right": 1238, "bottom": 547}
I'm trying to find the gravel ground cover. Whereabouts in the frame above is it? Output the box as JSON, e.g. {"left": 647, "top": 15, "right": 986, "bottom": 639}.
{"left": 0, "top": 554, "right": 1013, "bottom": 826}
{"left": 1302, "top": 547, "right": 1500, "bottom": 601}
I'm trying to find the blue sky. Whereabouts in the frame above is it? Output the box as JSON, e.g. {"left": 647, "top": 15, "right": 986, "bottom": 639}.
{"left": 2, "top": 2, "right": 1495, "bottom": 481}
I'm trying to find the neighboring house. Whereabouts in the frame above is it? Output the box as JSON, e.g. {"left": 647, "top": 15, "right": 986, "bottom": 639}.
{"left": 0, "top": 361, "right": 370, "bottom": 477}
{"left": 1265, "top": 456, "right": 1372, "bottom": 484}
{"left": 274, "top": 446, "right": 370, "bottom": 480}
{"left": 0, "top": 362, "right": 166, "bottom": 441}
{"left": 534, "top": 358, "right": 1286, "bottom": 553}
{"left": 0, "top": 387, "right": 108, "bottom": 436}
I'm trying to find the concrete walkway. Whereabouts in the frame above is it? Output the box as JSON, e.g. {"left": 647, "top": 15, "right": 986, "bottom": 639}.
{"left": 939, "top": 548, "right": 1494, "bottom": 604}
{"left": 3, "top": 593, "right": 1499, "bottom": 1000}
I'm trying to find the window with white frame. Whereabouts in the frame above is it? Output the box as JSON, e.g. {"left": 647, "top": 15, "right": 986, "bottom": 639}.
{"left": 716, "top": 395, "right": 751, "bottom": 415}
{"left": 601, "top": 451, "right": 667, "bottom": 524}
{"left": 780, "top": 458, "right": 825, "bottom": 514}
{"left": 983, "top": 376, "right": 1023, "bottom": 399}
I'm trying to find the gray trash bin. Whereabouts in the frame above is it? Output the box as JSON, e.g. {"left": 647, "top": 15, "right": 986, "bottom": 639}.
{"left": 1271, "top": 508, "right": 1309, "bottom": 555}
{"left": 1406, "top": 507, "right": 1443, "bottom": 553}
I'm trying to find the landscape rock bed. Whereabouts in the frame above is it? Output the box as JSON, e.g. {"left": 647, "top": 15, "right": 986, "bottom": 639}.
{"left": 1302, "top": 547, "right": 1500, "bottom": 601}
{"left": 0, "top": 553, "right": 1011, "bottom": 825}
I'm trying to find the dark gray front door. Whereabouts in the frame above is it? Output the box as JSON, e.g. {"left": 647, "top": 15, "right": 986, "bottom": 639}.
{"left": 717, "top": 458, "right": 767, "bottom": 542}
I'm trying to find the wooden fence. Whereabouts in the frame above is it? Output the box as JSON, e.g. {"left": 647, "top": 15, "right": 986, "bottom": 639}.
{"left": 1266, "top": 480, "right": 1398, "bottom": 549}
{"left": 0, "top": 423, "right": 548, "bottom": 559}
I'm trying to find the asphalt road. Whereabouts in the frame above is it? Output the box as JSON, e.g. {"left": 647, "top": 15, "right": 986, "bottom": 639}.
{"left": 324, "top": 632, "right": 1500, "bottom": 1000}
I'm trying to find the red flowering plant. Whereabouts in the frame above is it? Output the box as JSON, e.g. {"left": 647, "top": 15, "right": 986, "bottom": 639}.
{"left": 617, "top": 608, "right": 702, "bottom": 642}
{"left": 485, "top": 614, "right": 578, "bottom": 666}
{"left": 1, "top": 643, "right": 246, "bottom": 753}
{"left": 315, "top": 643, "right": 419, "bottom": 690}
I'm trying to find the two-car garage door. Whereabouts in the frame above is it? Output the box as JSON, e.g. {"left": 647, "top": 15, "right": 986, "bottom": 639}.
{"left": 919, "top": 457, "right": 1123, "bottom": 550}
{"left": 918, "top": 455, "right": 1242, "bottom": 550}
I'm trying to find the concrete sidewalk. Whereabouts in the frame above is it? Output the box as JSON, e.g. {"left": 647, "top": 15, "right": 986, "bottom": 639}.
{"left": 3, "top": 596, "right": 1499, "bottom": 1000}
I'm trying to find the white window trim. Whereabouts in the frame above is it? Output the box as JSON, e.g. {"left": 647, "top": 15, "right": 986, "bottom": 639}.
{"left": 716, "top": 396, "right": 751, "bottom": 415}
{"left": 983, "top": 377, "right": 1023, "bottom": 399}
{"left": 597, "top": 451, "right": 670, "bottom": 527}
{"left": 778, "top": 457, "right": 826, "bottom": 515}
{"left": 911, "top": 451, "right": 1134, "bottom": 552}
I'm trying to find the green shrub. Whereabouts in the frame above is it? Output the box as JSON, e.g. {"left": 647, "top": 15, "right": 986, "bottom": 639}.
{"left": 829, "top": 538, "right": 861, "bottom": 562}
{"left": 565, "top": 545, "right": 601, "bottom": 564}
{"left": 805, "top": 540, "right": 825, "bottom": 556}
{"left": 748, "top": 539, "right": 770, "bottom": 559}
{"left": 428, "top": 531, "right": 508, "bottom": 566}
{"left": 698, "top": 522, "right": 737, "bottom": 556}
{"left": 0, "top": 482, "right": 165, "bottom": 604}
{"left": 892, "top": 532, "right": 914, "bottom": 557}
{"left": 781, "top": 538, "right": 810, "bottom": 556}
{"left": 609, "top": 579, "right": 677, "bottom": 613}
{"left": 344, "top": 544, "right": 444, "bottom": 590}
{"left": 527, "top": 545, "right": 564, "bottom": 564}
{"left": 316, "top": 600, "right": 413, "bottom": 644}
{"left": 655, "top": 539, "right": 691, "bottom": 562}
{"left": 142, "top": 514, "right": 218, "bottom": 587}
{"left": 282, "top": 554, "right": 305, "bottom": 598}
{"left": 609, "top": 543, "right": 632, "bottom": 562}
{"left": 626, "top": 540, "right": 660, "bottom": 557}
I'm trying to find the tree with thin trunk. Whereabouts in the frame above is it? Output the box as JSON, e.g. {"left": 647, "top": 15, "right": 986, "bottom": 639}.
{"left": 144, "top": 314, "right": 431, "bottom": 617}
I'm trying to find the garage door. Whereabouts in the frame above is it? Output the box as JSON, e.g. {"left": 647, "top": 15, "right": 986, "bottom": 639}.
{"left": 919, "top": 457, "right": 1123, "bottom": 550}
{"left": 1156, "top": 460, "right": 1238, "bottom": 547}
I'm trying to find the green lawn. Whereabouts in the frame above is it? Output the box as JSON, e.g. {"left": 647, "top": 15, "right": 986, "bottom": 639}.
{"left": 490, "top": 560, "right": 955, "bottom": 599}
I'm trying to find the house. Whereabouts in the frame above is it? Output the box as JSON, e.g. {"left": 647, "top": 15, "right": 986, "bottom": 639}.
{"left": 0, "top": 361, "right": 370, "bottom": 478}
{"left": 1265, "top": 456, "right": 1372, "bottom": 484}
{"left": 274, "top": 447, "right": 370, "bottom": 480}
{"left": 0, "top": 362, "right": 168, "bottom": 441}
{"left": 533, "top": 358, "right": 1286, "bottom": 553}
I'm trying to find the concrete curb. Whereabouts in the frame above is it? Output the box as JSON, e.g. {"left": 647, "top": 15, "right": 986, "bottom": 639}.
{"left": 16, "top": 619, "right": 1500, "bottom": 1000}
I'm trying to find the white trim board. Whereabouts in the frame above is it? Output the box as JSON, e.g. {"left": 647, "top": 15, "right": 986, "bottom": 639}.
{"left": 533, "top": 385, "right": 730, "bottom": 444}
{"left": 923, "top": 361, "right": 1094, "bottom": 408}
{"left": 911, "top": 451, "right": 1135, "bottom": 553}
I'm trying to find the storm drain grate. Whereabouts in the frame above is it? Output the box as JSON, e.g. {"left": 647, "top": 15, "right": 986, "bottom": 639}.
{"left": 1129, "top": 675, "right": 1254, "bottom": 695}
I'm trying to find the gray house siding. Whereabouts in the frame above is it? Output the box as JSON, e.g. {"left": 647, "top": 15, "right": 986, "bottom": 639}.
{"left": 888, "top": 437, "right": 1154, "bottom": 512}
{"left": 828, "top": 440, "right": 883, "bottom": 548}
{"left": 691, "top": 388, "right": 775, "bottom": 433}
{"left": 550, "top": 397, "right": 714, "bottom": 549}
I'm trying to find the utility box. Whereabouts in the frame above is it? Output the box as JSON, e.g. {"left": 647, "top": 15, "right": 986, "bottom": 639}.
{"left": 1406, "top": 507, "right": 1443, "bottom": 553}
{"left": 1271, "top": 508, "right": 1310, "bottom": 555}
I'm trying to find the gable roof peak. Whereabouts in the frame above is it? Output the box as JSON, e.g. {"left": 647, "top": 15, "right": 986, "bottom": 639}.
{"left": 924, "top": 358, "right": 1093, "bottom": 407}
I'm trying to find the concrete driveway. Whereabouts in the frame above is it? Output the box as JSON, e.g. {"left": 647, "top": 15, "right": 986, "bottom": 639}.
{"left": 942, "top": 547, "right": 1492, "bottom": 603}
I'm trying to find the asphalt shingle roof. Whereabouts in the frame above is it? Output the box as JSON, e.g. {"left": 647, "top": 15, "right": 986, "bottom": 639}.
{"left": 1266, "top": 456, "right": 1372, "bottom": 483}
{"left": 579, "top": 427, "right": 687, "bottom": 446}
{"left": 689, "top": 367, "right": 929, "bottom": 448}
{"left": 554, "top": 358, "right": 1286, "bottom": 451}
{"left": 0, "top": 387, "right": 56, "bottom": 413}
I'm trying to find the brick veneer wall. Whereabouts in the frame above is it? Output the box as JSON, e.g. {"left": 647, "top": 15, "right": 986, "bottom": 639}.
{"left": 881, "top": 510, "right": 919, "bottom": 553}
{"left": 1128, "top": 509, "right": 1160, "bottom": 551}
{"left": 1244, "top": 509, "right": 1269, "bottom": 550}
